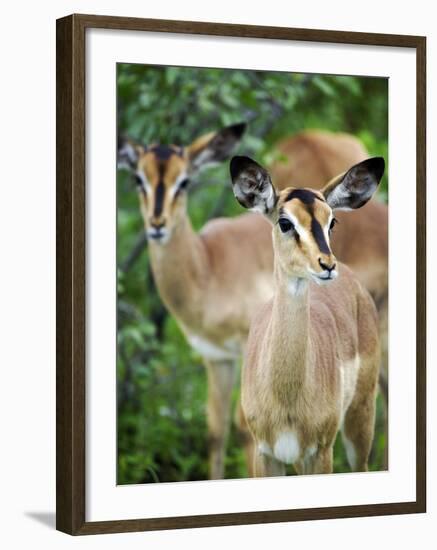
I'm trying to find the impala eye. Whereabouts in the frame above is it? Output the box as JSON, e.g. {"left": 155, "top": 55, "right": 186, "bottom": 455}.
{"left": 174, "top": 178, "right": 190, "bottom": 198}
{"left": 329, "top": 218, "right": 337, "bottom": 232}
{"left": 278, "top": 218, "right": 295, "bottom": 233}
{"left": 178, "top": 178, "right": 190, "bottom": 190}
{"left": 134, "top": 174, "right": 143, "bottom": 188}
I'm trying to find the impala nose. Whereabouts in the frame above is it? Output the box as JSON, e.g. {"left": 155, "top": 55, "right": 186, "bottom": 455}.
{"left": 148, "top": 219, "right": 167, "bottom": 241}
{"left": 319, "top": 258, "right": 336, "bottom": 273}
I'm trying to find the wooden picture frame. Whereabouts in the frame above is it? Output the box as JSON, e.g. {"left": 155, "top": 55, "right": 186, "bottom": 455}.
{"left": 56, "top": 13, "right": 426, "bottom": 535}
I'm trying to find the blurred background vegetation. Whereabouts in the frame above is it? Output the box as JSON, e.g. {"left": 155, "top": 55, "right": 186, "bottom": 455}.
{"left": 117, "top": 64, "right": 388, "bottom": 484}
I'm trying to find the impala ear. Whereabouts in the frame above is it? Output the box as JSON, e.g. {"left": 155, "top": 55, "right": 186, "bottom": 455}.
{"left": 187, "top": 122, "right": 246, "bottom": 173}
{"left": 117, "top": 136, "right": 146, "bottom": 171}
{"left": 230, "top": 156, "right": 277, "bottom": 216}
{"left": 322, "top": 157, "right": 385, "bottom": 211}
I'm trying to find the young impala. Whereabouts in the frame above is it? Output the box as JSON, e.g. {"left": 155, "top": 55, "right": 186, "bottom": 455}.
{"left": 230, "top": 155, "right": 384, "bottom": 476}
{"left": 271, "top": 131, "right": 388, "bottom": 411}
{"left": 118, "top": 124, "right": 274, "bottom": 479}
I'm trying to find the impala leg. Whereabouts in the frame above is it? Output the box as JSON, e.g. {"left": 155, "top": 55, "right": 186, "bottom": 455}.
{"left": 234, "top": 398, "right": 256, "bottom": 477}
{"left": 341, "top": 351, "right": 379, "bottom": 473}
{"left": 379, "top": 367, "right": 389, "bottom": 470}
{"left": 378, "top": 300, "right": 389, "bottom": 469}
{"left": 205, "top": 359, "right": 236, "bottom": 479}
{"left": 342, "top": 393, "right": 377, "bottom": 472}
{"left": 309, "top": 446, "right": 334, "bottom": 475}
{"left": 254, "top": 449, "right": 285, "bottom": 477}
{"left": 342, "top": 399, "right": 376, "bottom": 472}
{"left": 293, "top": 461, "right": 305, "bottom": 475}
{"left": 295, "top": 455, "right": 317, "bottom": 475}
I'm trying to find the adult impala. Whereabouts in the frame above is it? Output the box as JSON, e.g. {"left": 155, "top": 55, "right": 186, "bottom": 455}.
{"left": 118, "top": 123, "right": 274, "bottom": 479}
{"left": 230, "top": 155, "right": 383, "bottom": 475}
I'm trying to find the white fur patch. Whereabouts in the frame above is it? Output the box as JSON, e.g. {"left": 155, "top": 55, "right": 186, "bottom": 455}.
{"left": 263, "top": 184, "right": 277, "bottom": 213}
{"left": 279, "top": 211, "right": 312, "bottom": 245}
{"left": 342, "top": 433, "right": 357, "bottom": 470}
{"left": 170, "top": 171, "right": 189, "bottom": 198}
{"left": 287, "top": 277, "right": 307, "bottom": 296}
{"left": 305, "top": 444, "right": 317, "bottom": 459}
{"left": 186, "top": 333, "right": 240, "bottom": 361}
{"left": 258, "top": 441, "right": 273, "bottom": 457}
{"left": 190, "top": 149, "right": 218, "bottom": 171}
{"left": 325, "top": 184, "right": 354, "bottom": 211}
{"left": 312, "top": 273, "right": 338, "bottom": 286}
{"left": 147, "top": 228, "right": 170, "bottom": 245}
{"left": 118, "top": 142, "right": 139, "bottom": 169}
{"left": 273, "top": 431, "right": 301, "bottom": 464}
{"left": 255, "top": 274, "right": 274, "bottom": 303}
{"left": 340, "top": 354, "right": 361, "bottom": 420}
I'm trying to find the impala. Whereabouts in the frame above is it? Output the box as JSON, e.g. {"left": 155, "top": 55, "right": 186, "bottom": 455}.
{"left": 271, "top": 131, "right": 388, "bottom": 408}
{"left": 118, "top": 123, "right": 274, "bottom": 479}
{"left": 230, "top": 155, "right": 383, "bottom": 475}
{"left": 118, "top": 124, "right": 388, "bottom": 480}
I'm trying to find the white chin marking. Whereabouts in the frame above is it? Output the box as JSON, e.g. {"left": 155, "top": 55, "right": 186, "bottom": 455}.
{"left": 273, "top": 431, "right": 300, "bottom": 464}
{"left": 311, "top": 270, "right": 338, "bottom": 286}
{"left": 147, "top": 231, "right": 170, "bottom": 245}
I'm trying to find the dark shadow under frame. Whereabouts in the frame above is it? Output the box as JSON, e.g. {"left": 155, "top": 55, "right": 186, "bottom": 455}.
{"left": 56, "top": 13, "right": 427, "bottom": 536}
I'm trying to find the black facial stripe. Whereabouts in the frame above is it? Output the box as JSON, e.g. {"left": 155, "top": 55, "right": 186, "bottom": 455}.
{"left": 311, "top": 217, "right": 330, "bottom": 254}
{"left": 284, "top": 190, "right": 331, "bottom": 253}
{"left": 154, "top": 180, "right": 165, "bottom": 217}
{"left": 150, "top": 145, "right": 173, "bottom": 160}
{"left": 285, "top": 189, "right": 323, "bottom": 205}
{"left": 150, "top": 144, "right": 184, "bottom": 160}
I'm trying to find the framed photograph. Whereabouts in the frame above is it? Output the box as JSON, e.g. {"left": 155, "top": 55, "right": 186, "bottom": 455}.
{"left": 56, "top": 13, "right": 426, "bottom": 535}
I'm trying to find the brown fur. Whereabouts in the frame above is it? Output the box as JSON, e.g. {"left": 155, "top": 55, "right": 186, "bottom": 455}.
{"left": 149, "top": 212, "right": 273, "bottom": 344}
{"left": 125, "top": 129, "right": 387, "bottom": 479}
{"left": 270, "top": 130, "right": 388, "bottom": 375}
{"left": 240, "top": 184, "right": 380, "bottom": 476}
{"left": 270, "top": 131, "right": 388, "bottom": 464}
{"left": 244, "top": 265, "right": 379, "bottom": 475}
{"left": 270, "top": 130, "right": 369, "bottom": 188}
{"left": 148, "top": 213, "right": 274, "bottom": 479}
{"left": 130, "top": 129, "right": 274, "bottom": 479}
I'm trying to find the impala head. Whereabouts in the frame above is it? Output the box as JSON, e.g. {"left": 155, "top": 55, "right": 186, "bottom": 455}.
{"left": 118, "top": 123, "right": 246, "bottom": 244}
{"left": 230, "top": 155, "right": 384, "bottom": 285}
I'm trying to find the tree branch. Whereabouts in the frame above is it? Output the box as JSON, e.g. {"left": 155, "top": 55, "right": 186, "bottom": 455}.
{"left": 120, "top": 232, "right": 148, "bottom": 274}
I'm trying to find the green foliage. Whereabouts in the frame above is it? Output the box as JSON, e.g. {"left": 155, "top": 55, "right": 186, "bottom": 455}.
{"left": 117, "top": 64, "right": 388, "bottom": 484}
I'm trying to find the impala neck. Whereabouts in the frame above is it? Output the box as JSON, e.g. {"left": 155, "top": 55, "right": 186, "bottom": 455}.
{"left": 148, "top": 213, "right": 209, "bottom": 326}
{"left": 267, "top": 260, "right": 311, "bottom": 397}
